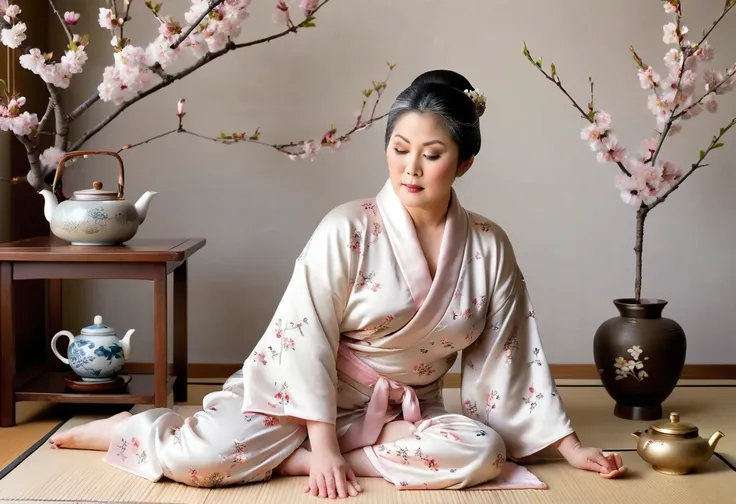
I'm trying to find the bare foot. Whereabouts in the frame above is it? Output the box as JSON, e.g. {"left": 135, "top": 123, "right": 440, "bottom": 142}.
{"left": 49, "top": 411, "right": 132, "bottom": 451}
{"left": 274, "top": 447, "right": 312, "bottom": 476}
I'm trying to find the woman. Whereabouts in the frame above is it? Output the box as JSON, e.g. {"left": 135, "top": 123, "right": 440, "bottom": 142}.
{"left": 49, "top": 69, "right": 626, "bottom": 498}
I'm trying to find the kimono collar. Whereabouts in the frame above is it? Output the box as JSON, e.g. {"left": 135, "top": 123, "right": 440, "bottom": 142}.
{"left": 375, "top": 179, "right": 468, "bottom": 310}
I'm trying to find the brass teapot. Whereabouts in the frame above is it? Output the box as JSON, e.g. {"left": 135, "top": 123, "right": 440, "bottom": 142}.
{"left": 632, "top": 412, "right": 725, "bottom": 475}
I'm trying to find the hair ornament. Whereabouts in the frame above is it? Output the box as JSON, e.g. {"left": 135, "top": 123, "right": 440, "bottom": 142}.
{"left": 464, "top": 88, "right": 486, "bottom": 117}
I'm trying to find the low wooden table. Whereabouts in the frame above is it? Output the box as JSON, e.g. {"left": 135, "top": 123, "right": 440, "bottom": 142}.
{"left": 0, "top": 236, "right": 206, "bottom": 427}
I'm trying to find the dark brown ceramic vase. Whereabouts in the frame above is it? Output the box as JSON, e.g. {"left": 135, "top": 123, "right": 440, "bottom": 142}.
{"left": 593, "top": 298, "right": 687, "bottom": 421}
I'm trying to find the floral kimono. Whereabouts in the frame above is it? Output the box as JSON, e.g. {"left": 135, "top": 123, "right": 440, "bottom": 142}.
{"left": 104, "top": 179, "right": 574, "bottom": 490}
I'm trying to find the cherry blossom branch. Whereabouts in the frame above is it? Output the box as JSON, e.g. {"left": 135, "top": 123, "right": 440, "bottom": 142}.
{"left": 646, "top": 116, "right": 735, "bottom": 213}
{"left": 67, "top": 94, "right": 100, "bottom": 123}
{"left": 116, "top": 64, "right": 394, "bottom": 159}
{"left": 632, "top": 113, "right": 734, "bottom": 300}
{"left": 630, "top": 1, "right": 733, "bottom": 197}
{"left": 169, "top": 0, "right": 226, "bottom": 50}
{"left": 38, "top": 99, "right": 55, "bottom": 133}
{"left": 69, "top": 0, "right": 333, "bottom": 152}
{"left": 672, "top": 69, "right": 735, "bottom": 121}
{"left": 0, "top": 13, "right": 63, "bottom": 190}
{"left": 46, "top": 83, "right": 68, "bottom": 152}
{"left": 524, "top": 0, "right": 735, "bottom": 302}
{"left": 48, "top": 0, "right": 73, "bottom": 43}
{"left": 522, "top": 42, "right": 632, "bottom": 177}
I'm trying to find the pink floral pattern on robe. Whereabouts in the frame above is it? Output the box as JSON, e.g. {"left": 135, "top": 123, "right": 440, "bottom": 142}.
{"left": 239, "top": 179, "right": 573, "bottom": 461}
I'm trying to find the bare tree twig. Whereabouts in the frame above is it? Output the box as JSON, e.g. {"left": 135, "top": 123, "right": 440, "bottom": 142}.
{"left": 522, "top": 42, "right": 632, "bottom": 177}
{"left": 48, "top": 0, "right": 73, "bottom": 43}
{"left": 114, "top": 64, "right": 394, "bottom": 158}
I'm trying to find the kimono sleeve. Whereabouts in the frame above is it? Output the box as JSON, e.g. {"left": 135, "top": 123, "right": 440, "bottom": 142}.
{"left": 240, "top": 209, "right": 354, "bottom": 425}
{"left": 460, "top": 237, "right": 574, "bottom": 460}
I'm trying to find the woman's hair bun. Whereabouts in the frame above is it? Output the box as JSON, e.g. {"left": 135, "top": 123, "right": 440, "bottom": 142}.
{"left": 410, "top": 69, "right": 486, "bottom": 118}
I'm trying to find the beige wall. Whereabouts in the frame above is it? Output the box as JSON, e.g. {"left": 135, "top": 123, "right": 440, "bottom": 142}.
{"left": 47, "top": 0, "right": 735, "bottom": 366}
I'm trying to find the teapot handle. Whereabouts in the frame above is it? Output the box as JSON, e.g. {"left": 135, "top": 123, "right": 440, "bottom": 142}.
{"left": 51, "top": 150, "right": 126, "bottom": 199}
{"left": 50, "top": 330, "right": 76, "bottom": 365}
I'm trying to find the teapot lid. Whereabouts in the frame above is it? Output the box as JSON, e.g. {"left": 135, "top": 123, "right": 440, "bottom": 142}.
{"left": 72, "top": 181, "right": 119, "bottom": 201}
{"left": 81, "top": 315, "right": 116, "bottom": 335}
{"left": 651, "top": 412, "right": 699, "bottom": 435}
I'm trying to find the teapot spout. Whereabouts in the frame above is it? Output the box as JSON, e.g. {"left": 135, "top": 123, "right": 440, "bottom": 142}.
{"left": 39, "top": 189, "right": 58, "bottom": 223}
{"left": 120, "top": 329, "right": 135, "bottom": 360}
{"left": 134, "top": 191, "right": 158, "bottom": 225}
{"left": 707, "top": 431, "right": 725, "bottom": 454}
{"left": 632, "top": 430, "right": 642, "bottom": 439}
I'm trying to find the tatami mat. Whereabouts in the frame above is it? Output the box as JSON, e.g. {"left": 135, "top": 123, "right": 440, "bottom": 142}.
{"left": 0, "top": 383, "right": 733, "bottom": 503}
{"left": 0, "top": 402, "right": 66, "bottom": 475}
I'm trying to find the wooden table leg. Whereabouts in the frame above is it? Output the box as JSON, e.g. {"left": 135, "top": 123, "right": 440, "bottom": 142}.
{"left": 173, "top": 261, "right": 188, "bottom": 402}
{"left": 153, "top": 264, "right": 168, "bottom": 408}
{"left": 0, "top": 262, "right": 16, "bottom": 427}
{"left": 46, "top": 279, "right": 63, "bottom": 370}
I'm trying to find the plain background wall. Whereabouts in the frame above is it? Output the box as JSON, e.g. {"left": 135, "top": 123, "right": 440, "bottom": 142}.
{"left": 32, "top": 0, "right": 735, "bottom": 368}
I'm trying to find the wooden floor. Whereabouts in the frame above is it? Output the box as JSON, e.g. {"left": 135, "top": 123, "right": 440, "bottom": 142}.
{"left": 2, "top": 378, "right": 735, "bottom": 476}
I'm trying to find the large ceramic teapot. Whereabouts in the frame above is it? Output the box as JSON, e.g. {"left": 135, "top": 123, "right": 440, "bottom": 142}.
{"left": 51, "top": 315, "right": 135, "bottom": 382}
{"left": 632, "top": 412, "right": 725, "bottom": 475}
{"left": 38, "top": 150, "right": 158, "bottom": 245}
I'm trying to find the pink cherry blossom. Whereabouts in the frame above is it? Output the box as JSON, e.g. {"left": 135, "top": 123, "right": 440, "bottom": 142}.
{"left": 60, "top": 47, "right": 88, "bottom": 75}
{"left": 615, "top": 162, "right": 662, "bottom": 208}
{"left": 663, "top": 2, "right": 678, "bottom": 15}
{"left": 2, "top": 3, "right": 19, "bottom": 21}
{"left": 580, "top": 122, "right": 607, "bottom": 151}
{"left": 64, "top": 11, "right": 80, "bottom": 25}
{"left": 1, "top": 21, "right": 25, "bottom": 48}
{"left": 662, "top": 22, "right": 679, "bottom": 45}
{"left": 273, "top": 1, "right": 290, "bottom": 26}
{"left": 639, "top": 137, "right": 657, "bottom": 156}
{"left": 98, "top": 8, "right": 114, "bottom": 29}
{"left": 39, "top": 147, "right": 67, "bottom": 169}
{"left": 663, "top": 48, "right": 682, "bottom": 71}
{"left": 300, "top": 0, "right": 319, "bottom": 13}
{"left": 596, "top": 135, "right": 626, "bottom": 163}
{"left": 704, "top": 94, "right": 718, "bottom": 113}
{"left": 6, "top": 111, "right": 38, "bottom": 136}
{"left": 299, "top": 140, "right": 320, "bottom": 161}
{"left": 593, "top": 110, "right": 612, "bottom": 129}
{"left": 146, "top": 36, "right": 180, "bottom": 69}
{"left": 638, "top": 66, "right": 660, "bottom": 89}
{"left": 659, "top": 160, "right": 682, "bottom": 184}
{"left": 696, "top": 41, "right": 714, "bottom": 62}
{"left": 681, "top": 102, "right": 703, "bottom": 120}
{"left": 18, "top": 48, "right": 44, "bottom": 73}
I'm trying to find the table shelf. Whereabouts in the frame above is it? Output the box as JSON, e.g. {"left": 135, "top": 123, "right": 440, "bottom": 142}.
{"left": 1, "top": 235, "right": 204, "bottom": 426}
{"left": 14, "top": 372, "right": 177, "bottom": 404}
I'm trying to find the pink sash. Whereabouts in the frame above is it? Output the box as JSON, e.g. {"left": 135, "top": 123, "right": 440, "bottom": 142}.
{"left": 336, "top": 343, "right": 422, "bottom": 453}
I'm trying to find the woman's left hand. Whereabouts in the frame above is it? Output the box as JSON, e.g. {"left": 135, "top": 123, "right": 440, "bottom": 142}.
{"left": 565, "top": 445, "right": 627, "bottom": 478}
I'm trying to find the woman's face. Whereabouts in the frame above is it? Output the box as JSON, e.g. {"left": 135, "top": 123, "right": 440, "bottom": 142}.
{"left": 386, "top": 111, "right": 473, "bottom": 217}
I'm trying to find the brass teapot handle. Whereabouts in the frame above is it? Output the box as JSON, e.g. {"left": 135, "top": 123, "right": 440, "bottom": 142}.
{"left": 52, "top": 150, "right": 125, "bottom": 199}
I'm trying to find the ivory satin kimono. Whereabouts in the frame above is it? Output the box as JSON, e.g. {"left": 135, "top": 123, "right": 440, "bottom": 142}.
{"left": 104, "top": 179, "right": 574, "bottom": 489}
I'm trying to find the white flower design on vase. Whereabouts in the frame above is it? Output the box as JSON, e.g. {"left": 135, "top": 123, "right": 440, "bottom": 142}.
{"left": 613, "top": 345, "right": 649, "bottom": 382}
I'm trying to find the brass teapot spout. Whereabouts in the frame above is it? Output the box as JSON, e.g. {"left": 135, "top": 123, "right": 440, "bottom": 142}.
{"left": 707, "top": 430, "right": 725, "bottom": 455}
{"left": 632, "top": 412, "right": 725, "bottom": 475}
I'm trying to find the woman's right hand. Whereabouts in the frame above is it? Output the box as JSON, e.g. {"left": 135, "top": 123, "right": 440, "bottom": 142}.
{"left": 306, "top": 448, "right": 362, "bottom": 498}
{"left": 305, "top": 420, "right": 363, "bottom": 498}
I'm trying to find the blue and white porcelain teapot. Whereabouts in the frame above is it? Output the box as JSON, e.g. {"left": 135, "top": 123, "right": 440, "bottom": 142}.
{"left": 51, "top": 315, "right": 135, "bottom": 382}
